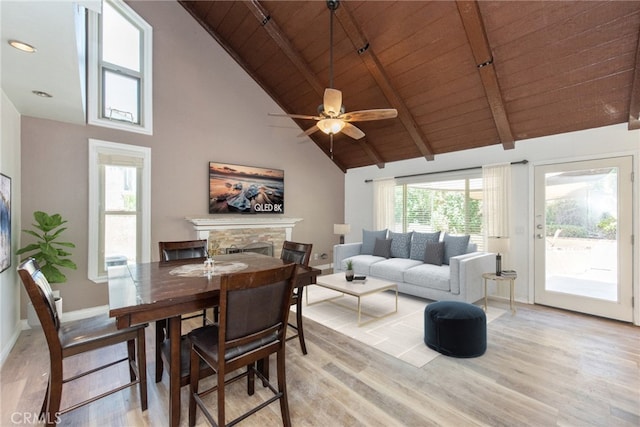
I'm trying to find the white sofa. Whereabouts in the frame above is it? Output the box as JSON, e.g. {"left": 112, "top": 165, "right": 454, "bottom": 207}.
{"left": 333, "top": 230, "right": 495, "bottom": 303}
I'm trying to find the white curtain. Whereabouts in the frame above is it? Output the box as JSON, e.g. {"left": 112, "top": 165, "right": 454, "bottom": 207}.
{"left": 483, "top": 163, "right": 511, "bottom": 239}
{"left": 373, "top": 178, "right": 396, "bottom": 230}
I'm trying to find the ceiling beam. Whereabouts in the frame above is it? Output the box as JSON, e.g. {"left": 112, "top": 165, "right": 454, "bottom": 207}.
{"left": 243, "top": 0, "right": 386, "bottom": 168}
{"left": 336, "top": 2, "right": 435, "bottom": 161}
{"left": 628, "top": 25, "right": 640, "bottom": 130}
{"left": 244, "top": 0, "right": 324, "bottom": 97}
{"left": 357, "top": 139, "right": 385, "bottom": 169}
{"left": 456, "top": 0, "right": 515, "bottom": 149}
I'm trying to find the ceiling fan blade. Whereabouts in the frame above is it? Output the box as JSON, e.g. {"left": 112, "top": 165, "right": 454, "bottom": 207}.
{"left": 341, "top": 122, "right": 365, "bottom": 140}
{"left": 268, "top": 113, "right": 321, "bottom": 120}
{"left": 341, "top": 108, "right": 398, "bottom": 122}
{"left": 323, "top": 88, "right": 342, "bottom": 116}
{"left": 297, "top": 124, "right": 320, "bottom": 137}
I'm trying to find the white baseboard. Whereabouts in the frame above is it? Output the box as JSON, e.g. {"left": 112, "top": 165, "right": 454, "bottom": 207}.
{"left": 0, "top": 326, "right": 22, "bottom": 368}
{"left": 21, "top": 304, "right": 110, "bottom": 330}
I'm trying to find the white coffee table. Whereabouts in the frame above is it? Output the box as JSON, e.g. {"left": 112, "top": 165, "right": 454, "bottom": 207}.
{"left": 307, "top": 273, "right": 398, "bottom": 326}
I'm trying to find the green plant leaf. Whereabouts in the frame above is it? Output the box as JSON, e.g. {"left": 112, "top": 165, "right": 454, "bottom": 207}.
{"left": 49, "top": 227, "right": 68, "bottom": 240}
{"left": 53, "top": 242, "right": 75, "bottom": 248}
{"left": 17, "top": 211, "right": 76, "bottom": 283}
{"left": 34, "top": 211, "right": 66, "bottom": 232}
{"left": 22, "top": 229, "right": 43, "bottom": 240}
{"left": 15, "top": 243, "right": 40, "bottom": 255}
{"left": 57, "top": 259, "right": 77, "bottom": 269}
{"left": 56, "top": 249, "right": 72, "bottom": 257}
{"left": 41, "top": 244, "right": 58, "bottom": 258}
{"left": 41, "top": 264, "right": 66, "bottom": 283}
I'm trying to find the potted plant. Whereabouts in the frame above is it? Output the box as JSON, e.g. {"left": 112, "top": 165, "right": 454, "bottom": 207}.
{"left": 345, "top": 259, "right": 354, "bottom": 282}
{"left": 16, "top": 211, "right": 77, "bottom": 325}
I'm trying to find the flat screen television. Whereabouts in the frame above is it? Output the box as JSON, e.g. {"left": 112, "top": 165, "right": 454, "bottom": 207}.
{"left": 209, "top": 162, "right": 284, "bottom": 214}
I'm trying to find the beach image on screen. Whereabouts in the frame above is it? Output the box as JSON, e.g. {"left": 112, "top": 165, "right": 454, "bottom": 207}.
{"left": 209, "top": 162, "right": 284, "bottom": 214}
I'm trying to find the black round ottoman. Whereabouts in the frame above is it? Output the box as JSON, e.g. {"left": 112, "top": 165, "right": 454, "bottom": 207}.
{"left": 424, "top": 301, "right": 486, "bottom": 358}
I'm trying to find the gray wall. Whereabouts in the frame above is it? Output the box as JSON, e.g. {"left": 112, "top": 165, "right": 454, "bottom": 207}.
{"left": 17, "top": 1, "right": 345, "bottom": 316}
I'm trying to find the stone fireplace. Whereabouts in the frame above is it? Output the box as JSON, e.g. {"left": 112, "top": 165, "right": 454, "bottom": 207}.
{"left": 186, "top": 216, "right": 302, "bottom": 258}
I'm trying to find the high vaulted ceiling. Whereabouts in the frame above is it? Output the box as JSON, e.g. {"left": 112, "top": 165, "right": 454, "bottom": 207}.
{"left": 180, "top": 0, "right": 640, "bottom": 172}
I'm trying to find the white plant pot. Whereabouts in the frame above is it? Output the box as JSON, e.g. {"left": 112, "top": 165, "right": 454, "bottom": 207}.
{"left": 27, "top": 296, "right": 62, "bottom": 328}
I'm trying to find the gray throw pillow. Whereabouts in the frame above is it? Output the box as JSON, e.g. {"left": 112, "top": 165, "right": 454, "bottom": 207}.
{"left": 442, "top": 233, "right": 470, "bottom": 265}
{"left": 372, "top": 238, "right": 392, "bottom": 258}
{"left": 409, "top": 231, "right": 441, "bottom": 260}
{"left": 361, "top": 229, "right": 387, "bottom": 255}
{"left": 424, "top": 241, "right": 445, "bottom": 266}
{"left": 389, "top": 231, "right": 412, "bottom": 258}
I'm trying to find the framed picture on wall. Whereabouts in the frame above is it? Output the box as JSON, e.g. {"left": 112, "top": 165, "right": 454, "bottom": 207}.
{"left": 0, "top": 173, "right": 11, "bottom": 273}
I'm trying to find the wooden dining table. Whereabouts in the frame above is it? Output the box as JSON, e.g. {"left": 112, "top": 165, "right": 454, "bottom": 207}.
{"left": 107, "top": 252, "right": 320, "bottom": 427}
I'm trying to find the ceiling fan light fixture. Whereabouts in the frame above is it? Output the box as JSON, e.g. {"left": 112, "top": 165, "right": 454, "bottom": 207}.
{"left": 317, "top": 118, "right": 345, "bottom": 135}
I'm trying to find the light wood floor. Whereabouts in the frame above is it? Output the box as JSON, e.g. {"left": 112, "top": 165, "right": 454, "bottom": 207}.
{"left": 1, "top": 300, "right": 639, "bottom": 426}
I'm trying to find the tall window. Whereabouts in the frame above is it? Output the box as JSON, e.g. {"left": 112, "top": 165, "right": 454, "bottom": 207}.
{"left": 393, "top": 174, "right": 484, "bottom": 249}
{"left": 88, "top": 0, "right": 153, "bottom": 134}
{"left": 88, "top": 139, "right": 151, "bottom": 282}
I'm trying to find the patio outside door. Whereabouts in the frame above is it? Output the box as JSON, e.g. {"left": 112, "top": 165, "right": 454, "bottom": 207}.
{"left": 534, "top": 157, "right": 633, "bottom": 322}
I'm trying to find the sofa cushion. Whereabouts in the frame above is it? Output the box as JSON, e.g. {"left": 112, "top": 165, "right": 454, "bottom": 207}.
{"left": 404, "top": 263, "right": 451, "bottom": 292}
{"left": 443, "top": 233, "right": 470, "bottom": 265}
{"left": 370, "top": 258, "right": 423, "bottom": 283}
{"left": 389, "top": 231, "right": 412, "bottom": 258}
{"left": 409, "top": 231, "right": 441, "bottom": 261}
{"left": 343, "top": 255, "right": 385, "bottom": 275}
{"left": 361, "top": 229, "right": 388, "bottom": 255}
{"left": 424, "top": 241, "right": 445, "bottom": 266}
{"left": 373, "top": 238, "right": 392, "bottom": 258}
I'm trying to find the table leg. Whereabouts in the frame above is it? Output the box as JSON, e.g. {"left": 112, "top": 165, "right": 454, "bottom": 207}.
{"left": 510, "top": 279, "right": 516, "bottom": 314}
{"left": 169, "top": 316, "right": 181, "bottom": 427}
{"left": 296, "top": 287, "right": 307, "bottom": 355}
{"left": 484, "top": 278, "right": 488, "bottom": 311}
{"left": 395, "top": 287, "right": 398, "bottom": 313}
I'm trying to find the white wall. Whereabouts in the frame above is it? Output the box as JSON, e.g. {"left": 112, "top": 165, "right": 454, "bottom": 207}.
{"left": 345, "top": 123, "right": 640, "bottom": 323}
{"left": 0, "top": 90, "right": 21, "bottom": 365}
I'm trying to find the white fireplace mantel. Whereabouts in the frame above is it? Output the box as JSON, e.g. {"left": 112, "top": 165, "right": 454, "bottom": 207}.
{"left": 186, "top": 216, "right": 303, "bottom": 241}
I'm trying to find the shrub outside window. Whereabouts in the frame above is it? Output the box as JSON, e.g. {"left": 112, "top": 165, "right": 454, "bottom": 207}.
{"left": 394, "top": 175, "right": 484, "bottom": 250}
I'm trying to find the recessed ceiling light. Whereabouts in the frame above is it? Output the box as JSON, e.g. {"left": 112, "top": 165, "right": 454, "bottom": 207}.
{"left": 32, "top": 90, "right": 52, "bottom": 98}
{"left": 8, "top": 39, "right": 36, "bottom": 53}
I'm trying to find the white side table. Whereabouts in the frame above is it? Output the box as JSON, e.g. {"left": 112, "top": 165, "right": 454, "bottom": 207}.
{"left": 482, "top": 272, "right": 517, "bottom": 314}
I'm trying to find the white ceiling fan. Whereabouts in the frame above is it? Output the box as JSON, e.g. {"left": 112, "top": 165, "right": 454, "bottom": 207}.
{"left": 269, "top": 0, "right": 398, "bottom": 156}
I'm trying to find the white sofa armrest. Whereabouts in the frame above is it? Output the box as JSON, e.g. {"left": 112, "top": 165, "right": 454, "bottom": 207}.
{"left": 333, "top": 243, "right": 362, "bottom": 271}
{"left": 449, "top": 252, "right": 496, "bottom": 303}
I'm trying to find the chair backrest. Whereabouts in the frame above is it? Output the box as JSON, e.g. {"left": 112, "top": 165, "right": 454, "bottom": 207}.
{"left": 218, "top": 264, "right": 297, "bottom": 364}
{"left": 280, "top": 241, "right": 312, "bottom": 267}
{"left": 17, "top": 258, "right": 61, "bottom": 348}
{"left": 159, "top": 239, "right": 207, "bottom": 263}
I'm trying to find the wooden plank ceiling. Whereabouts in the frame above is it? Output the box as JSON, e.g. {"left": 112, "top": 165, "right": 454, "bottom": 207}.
{"left": 180, "top": 0, "right": 640, "bottom": 172}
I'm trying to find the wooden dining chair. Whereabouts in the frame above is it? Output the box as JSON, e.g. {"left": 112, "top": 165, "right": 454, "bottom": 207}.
{"left": 159, "top": 239, "right": 209, "bottom": 264}
{"left": 188, "top": 264, "right": 297, "bottom": 427}
{"left": 159, "top": 239, "right": 210, "bottom": 325}
{"left": 17, "top": 258, "right": 147, "bottom": 426}
{"left": 156, "top": 239, "right": 210, "bottom": 383}
{"left": 280, "top": 240, "right": 313, "bottom": 355}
